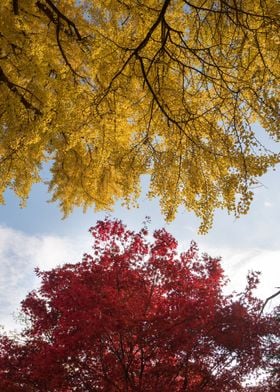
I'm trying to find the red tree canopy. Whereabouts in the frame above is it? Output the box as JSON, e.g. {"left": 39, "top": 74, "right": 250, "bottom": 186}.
{"left": 0, "top": 219, "right": 279, "bottom": 391}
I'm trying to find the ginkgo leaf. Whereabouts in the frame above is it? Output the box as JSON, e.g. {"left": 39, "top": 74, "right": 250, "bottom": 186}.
{"left": 0, "top": 0, "right": 279, "bottom": 232}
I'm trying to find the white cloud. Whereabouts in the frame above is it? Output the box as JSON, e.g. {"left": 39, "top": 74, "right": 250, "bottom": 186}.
{"left": 197, "top": 244, "right": 280, "bottom": 309}
{"left": 0, "top": 225, "right": 91, "bottom": 332}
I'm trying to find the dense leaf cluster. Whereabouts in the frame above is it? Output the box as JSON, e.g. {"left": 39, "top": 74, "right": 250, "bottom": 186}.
{"left": 0, "top": 1, "right": 279, "bottom": 231}
{"left": 0, "top": 220, "right": 278, "bottom": 391}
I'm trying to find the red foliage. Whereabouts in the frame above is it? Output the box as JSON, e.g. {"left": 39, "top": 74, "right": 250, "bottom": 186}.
{"left": 0, "top": 219, "right": 278, "bottom": 391}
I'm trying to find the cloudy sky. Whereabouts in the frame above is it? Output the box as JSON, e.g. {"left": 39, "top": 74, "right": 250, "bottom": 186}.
{"left": 0, "top": 135, "right": 279, "bottom": 332}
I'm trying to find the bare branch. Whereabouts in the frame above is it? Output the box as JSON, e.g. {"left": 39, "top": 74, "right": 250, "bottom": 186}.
{"left": 260, "top": 289, "right": 280, "bottom": 315}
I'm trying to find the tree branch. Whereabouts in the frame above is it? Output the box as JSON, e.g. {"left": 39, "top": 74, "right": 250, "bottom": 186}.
{"left": 36, "top": 0, "right": 82, "bottom": 40}
{"left": 0, "top": 66, "right": 42, "bottom": 115}
{"left": 12, "top": 0, "right": 19, "bottom": 15}
{"left": 260, "top": 289, "right": 280, "bottom": 315}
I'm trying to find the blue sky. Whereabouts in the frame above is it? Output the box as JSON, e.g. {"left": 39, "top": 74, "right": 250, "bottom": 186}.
{"left": 0, "top": 146, "right": 279, "bottom": 331}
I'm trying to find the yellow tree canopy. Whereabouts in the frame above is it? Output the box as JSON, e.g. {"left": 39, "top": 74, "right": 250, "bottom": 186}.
{"left": 0, "top": 0, "right": 279, "bottom": 232}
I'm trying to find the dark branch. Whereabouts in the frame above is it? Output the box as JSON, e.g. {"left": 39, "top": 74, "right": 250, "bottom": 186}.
{"left": 12, "top": 0, "right": 19, "bottom": 15}
{"left": 45, "top": 0, "right": 82, "bottom": 39}
{"left": 0, "top": 66, "right": 42, "bottom": 115}
{"left": 260, "top": 289, "right": 280, "bottom": 315}
{"left": 36, "top": 0, "right": 82, "bottom": 40}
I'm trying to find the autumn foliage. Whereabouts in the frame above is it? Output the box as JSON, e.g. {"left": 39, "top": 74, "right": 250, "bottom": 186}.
{"left": 0, "top": 1, "right": 279, "bottom": 232}
{"left": 0, "top": 219, "right": 278, "bottom": 391}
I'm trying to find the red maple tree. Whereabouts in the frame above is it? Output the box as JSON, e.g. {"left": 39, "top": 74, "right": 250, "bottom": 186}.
{"left": 0, "top": 219, "right": 278, "bottom": 391}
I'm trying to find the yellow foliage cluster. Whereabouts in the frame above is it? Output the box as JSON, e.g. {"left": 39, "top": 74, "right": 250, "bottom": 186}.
{"left": 0, "top": 0, "right": 279, "bottom": 232}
